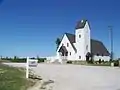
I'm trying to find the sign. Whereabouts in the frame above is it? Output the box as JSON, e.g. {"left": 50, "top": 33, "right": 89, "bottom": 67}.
{"left": 26, "top": 57, "right": 38, "bottom": 78}
{"left": 28, "top": 59, "right": 38, "bottom": 67}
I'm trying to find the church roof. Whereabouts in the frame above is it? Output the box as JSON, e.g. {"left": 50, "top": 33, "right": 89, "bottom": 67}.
{"left": 75, "top": 19, "right": 87, "bottom": 29}
{"left": 65, "top": 33, "right": 77, "bottom": 52}
{"left": 91, "top": 39, "right": 110, "bottom": 56}
{"left": 58, "top": 46, "right": 68, "bottom": 53}
{"left": 65, "top": 33, "right": 110, "bottom": 56}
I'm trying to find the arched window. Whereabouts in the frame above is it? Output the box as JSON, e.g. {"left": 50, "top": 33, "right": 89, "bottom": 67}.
{"left": 96, "top": 53, "right": 99, "bottom": 56}
{"left": 67, "top": 43, "right": 69, "bottom": 47}
{"left": 79, "top": 56, "right": 81, "bottom": 59}
{"left": 79, "top": 34, "right": 81, "bottom": 38}
{"left": 86, "top": 45, "right": 88, "bottom": 50}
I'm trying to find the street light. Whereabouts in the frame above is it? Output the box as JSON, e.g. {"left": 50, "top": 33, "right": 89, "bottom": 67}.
{"left": 108, "top": 26, "right": 113, "bottom": 61}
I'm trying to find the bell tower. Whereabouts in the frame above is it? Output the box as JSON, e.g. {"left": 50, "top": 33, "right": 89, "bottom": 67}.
{"left": 75, "top": 19, "right": 91, "bottom": 60}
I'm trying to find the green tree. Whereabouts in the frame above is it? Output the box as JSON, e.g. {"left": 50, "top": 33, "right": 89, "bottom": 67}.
{"left": 55, "top": 38, "right": 61, "bottom": 50}
{"left": 14, "top": 56, "right": 17, "bottom": 60}
{"left": 0, "top": 56, "right": 2, "bottom": 60}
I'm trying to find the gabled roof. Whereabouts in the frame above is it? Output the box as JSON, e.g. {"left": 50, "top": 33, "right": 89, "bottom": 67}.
{"left": 65, "top": 33, "right": 75, "bottom": 43}
{"left": 58, "top": 46, "right": 68, "bottom": 53}
{"left": 64, "top": 33, "right": 110, "bottom": 56}
{"left": 65, "top": 33, "right": 77, "bottom": 52}
{"left": 75, "top": 19, "right": 87, "bottom": 29}
{"left": 91, "top": 39, "right": 110, "bottom": 56}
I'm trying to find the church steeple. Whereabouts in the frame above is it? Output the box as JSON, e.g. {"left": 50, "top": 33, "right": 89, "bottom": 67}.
{"left": 75, "top": 19, "right": 91, "bottom": 60}
{"left": 75, "top": 19, "right": 87, "bottom": 29}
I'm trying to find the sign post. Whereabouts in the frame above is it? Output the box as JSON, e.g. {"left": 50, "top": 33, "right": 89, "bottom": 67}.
{"left": 26, "top": 57, "right": 29, "bottom": 78}
{"left": 26, "top": 57, "right": 38, "bottom": 78}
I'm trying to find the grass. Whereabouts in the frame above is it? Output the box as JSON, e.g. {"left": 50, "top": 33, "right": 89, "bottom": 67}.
{"left": 68, "top": 60, "right": 112, "bottom": 66}
{"left": 0, "top": 57, "right": 46, "bottom": 63}
{"left": 88, "top": 63, "right": 111, "bottom": 66}
{"left": 0, "top": 64, "right": 35, "bottom": 90}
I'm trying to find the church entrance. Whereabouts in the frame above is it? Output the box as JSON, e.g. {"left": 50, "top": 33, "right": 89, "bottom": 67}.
{"left": 86, "top": 52, "right": 93, "bottom": 63}
{"left": 58, "top": 46, "right": 68, "bottom": 63}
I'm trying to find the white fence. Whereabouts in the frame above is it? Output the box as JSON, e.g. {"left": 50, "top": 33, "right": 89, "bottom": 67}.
{"left": 46, "top": 56, "right": 58, "bottom": 63}
{"left": 46, "top": 56, "right": 67, "bottom": 64}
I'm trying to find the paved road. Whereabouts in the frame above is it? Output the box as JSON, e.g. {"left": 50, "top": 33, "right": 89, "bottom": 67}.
{"left": 3, "top": 63, "right": 120, "bottom": 90}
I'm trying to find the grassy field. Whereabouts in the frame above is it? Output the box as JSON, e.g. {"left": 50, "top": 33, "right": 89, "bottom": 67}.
{"left": 0, "top": 64, "right": 35, "bottom": 90}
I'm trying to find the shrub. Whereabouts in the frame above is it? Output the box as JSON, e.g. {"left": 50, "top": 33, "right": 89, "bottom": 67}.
{"left": 113, "top": 60, "right": 119, "bottom": 66}
{"left": 102, "top": 60, "right": 104, "bottom": 63}
{"left": 67, "top": 61, "right": 72, "bottom": 64}
{"left": 99, "top": 59, "right": 102, "bottom": 64}
{"left": 11, "top": 58, "right": 26, "bottom": 63}
{"left": 86, "top": 59, "right": 94, "bottom": 64}
{"left": 37, "top": 58, "right": 46, "bottom": 63}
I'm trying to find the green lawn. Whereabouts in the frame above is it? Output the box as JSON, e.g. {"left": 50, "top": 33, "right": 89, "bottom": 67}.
{"left": 0, "top": 64, "right": 35, "bottom": 90}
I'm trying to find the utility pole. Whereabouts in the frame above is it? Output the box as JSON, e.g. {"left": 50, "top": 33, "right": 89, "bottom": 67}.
{"left": 108, "top": 26, "right": 113, "bottom": 61}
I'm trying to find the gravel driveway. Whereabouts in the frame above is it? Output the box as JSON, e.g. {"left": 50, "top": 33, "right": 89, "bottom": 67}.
{"left": 3, "top": 63, "right": 120, "bottom": 90}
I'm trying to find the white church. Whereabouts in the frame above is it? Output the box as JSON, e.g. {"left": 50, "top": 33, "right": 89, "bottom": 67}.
{"left": 47, "top": 19, "right": 110, "bottom": 63}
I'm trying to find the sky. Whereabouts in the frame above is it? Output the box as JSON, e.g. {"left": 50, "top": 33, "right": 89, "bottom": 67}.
{"left": 0, "top": 0, "right": 120, "bottom": 58}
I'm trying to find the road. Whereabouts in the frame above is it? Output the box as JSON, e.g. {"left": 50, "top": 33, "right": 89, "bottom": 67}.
{"left": 3, "top": 63, "right": 120, "bottom": 90}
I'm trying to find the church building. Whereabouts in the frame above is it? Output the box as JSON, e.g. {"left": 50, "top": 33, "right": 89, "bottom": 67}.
{"left": 56, "top": 19, "right": 110, "bottom": 62}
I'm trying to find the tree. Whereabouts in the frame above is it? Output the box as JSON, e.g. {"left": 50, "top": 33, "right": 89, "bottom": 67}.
{"left": 14, "top": 56, "right": 17, "bottom": 60}
{"left": 55, "top": 38, "right": 61, "bottom": 50}
{"left": 0, "top": 56, "right": 2, "bottom": 60}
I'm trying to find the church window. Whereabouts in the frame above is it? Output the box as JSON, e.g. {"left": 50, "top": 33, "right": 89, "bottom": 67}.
{"left": 70, "top": 52, "right": 71, "bottom": 55}
{"left": 79, "top": 56, "right": 81, "bottom": 59}
{"left": 67, "top": 43, "right": 69, "bottom": 47}
{"left": 86, "top": 45, "right": 88, "bottom": 50}
{"left": 79, "top": 34, "right": 81, "bottom": 38}
{"left": 96, "top": 53, "right": 99, "bottom": 56}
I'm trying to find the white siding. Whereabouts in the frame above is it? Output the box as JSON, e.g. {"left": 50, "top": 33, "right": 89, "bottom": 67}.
{"left": 93, "top": 55, "right": 110, "bottom": 61}
{"left": 84, "top": 22, "right": 91, "bottom": 55}
{"left": 56, "top": 34, "right": 76, "bottom": 60}
{"left": 75, "top": 21, "right": 90, "bottom": 60}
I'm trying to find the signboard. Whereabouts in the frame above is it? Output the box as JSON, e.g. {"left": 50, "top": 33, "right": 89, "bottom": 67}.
{"left": 26, "top": 57, "right": 38, "bottom": 78}
{"left": 28, "top": 59, "right": 38, "bottom": 67}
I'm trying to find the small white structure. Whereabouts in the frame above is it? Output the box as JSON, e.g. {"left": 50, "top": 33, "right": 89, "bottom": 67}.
{"left": 48, "top": 19, "right": 110, "bottom": 63}
{"left": 46, "top": 56, "right": 59, "bottom": 63}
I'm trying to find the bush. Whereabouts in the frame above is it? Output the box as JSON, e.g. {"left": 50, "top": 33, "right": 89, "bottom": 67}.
{"left": 102, "top": 60, "right": 104, "bottom": 63}
{"left": 37, "top": 58, "right": 46, "bottom": 63}
{"left": 99, "top": 59, "right": 102, "bottom": 64}
{"left": 67, "top": 61, "right": 72, "bottom": 64}
{"left": 113, "top": 60, "right": 119, "bottom": 66}
{"left": 1, "top": 57, "right": 13, "bottom": 60}
{"left": 11, "top": 58, "right": 26, "bottom": 63}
